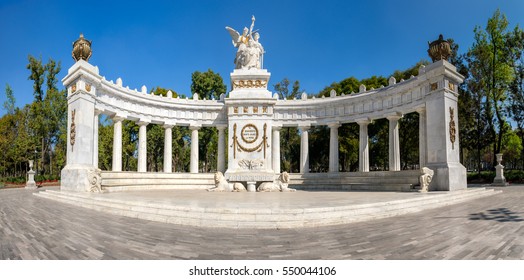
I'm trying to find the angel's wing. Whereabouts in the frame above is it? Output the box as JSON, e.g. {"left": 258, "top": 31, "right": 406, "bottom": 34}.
{"left": 225, "top": 26, "right": 240, "bottom": 47}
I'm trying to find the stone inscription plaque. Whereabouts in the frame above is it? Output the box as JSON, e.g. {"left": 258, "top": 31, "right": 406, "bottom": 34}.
{"left": 241, "top": 124, "right": 258, "bottom": 144}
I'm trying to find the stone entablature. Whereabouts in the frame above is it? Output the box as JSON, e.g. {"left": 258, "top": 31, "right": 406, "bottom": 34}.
{"left": 63, "top": 60, "right": 227, "bottom": 128}
{"left": 63, "top": 60, "right": 461, "bottom": 129}
{"left": 273, "top": 61, "right": 461, "bottom": 127}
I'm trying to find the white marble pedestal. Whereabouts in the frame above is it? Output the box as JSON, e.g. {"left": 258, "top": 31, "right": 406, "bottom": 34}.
{"left": 25, "top": 170, "right": 37, "bottom": 189}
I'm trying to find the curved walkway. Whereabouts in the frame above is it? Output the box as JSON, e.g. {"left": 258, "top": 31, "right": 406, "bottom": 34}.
{"left": 1, "top": 186, "right": 523, "bottom": 259}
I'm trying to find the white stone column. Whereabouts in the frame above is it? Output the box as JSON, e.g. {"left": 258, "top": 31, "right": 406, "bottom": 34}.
{"left": 357, "top": 119, "right": 371, "bottom": 172}
{"left": 299, "top": 125, "right": 310, "bottom": 174}
{"left": 387, "top": 114, "right": 402, "bottom": 171}
{"left": 416, "top": 108, "right": 427, "bottom": 168}
{"left": 190, "top": 126, "right": 200, "bottom": 173}
{"left": 93, "top": 110, "right": 101, "bottom": 169}
{"left": 137, "top": 121, "right": 149, "bottom": 172}
{"left": 272, "top": 126, "right": 281, "bottom": 174}
{"left": 163, "top": 124, "right": 173, "bottom": 173}
{"left": 112, "top": 116, "right": 124, "bottom": 172}
{"left": 217, "top": 125, "right": 226, "bottom": 173}
{"left": 328, "top": 122, "right": 340, "bottom": 173}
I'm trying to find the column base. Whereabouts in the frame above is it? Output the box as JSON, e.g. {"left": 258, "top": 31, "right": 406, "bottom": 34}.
{"left": 425, "top": 162, "right": 467, "bottom": 191}
{"left": 25, "top": 182, "right": 37, "bottom": 189}
{"left": 60, "top": 164, "right": 103, "bottom": 192}
{"left": 491, "top": 178, "right": 508, "bottom": 187}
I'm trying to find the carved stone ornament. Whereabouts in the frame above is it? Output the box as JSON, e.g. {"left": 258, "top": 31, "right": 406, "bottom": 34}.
{"left": 430, "top": 82, "right": 438, "bottom": 91}
{"left": 233, "top": 79, "right": 267, "bottom": 89}
{"left": 238, "top": 159, "right": 264, "bottom": 170}
{"left": 449, "top": 107, "right": 456, "bottom": 149}
{"left": 231, "top": 123, "right": 269, "bottom": 158}
{"left": 71, "top": 83, "right": 77, "bottom": 92}
{"left": 418, "top": 167, "right": 434, "bottom": 192}
{"left": 88, "top": 168, "right": 102, "bottom": 193}
{"left": 448, "top": 82, "right": 455, "bottom": 91}
{"left": 70, "top": 109, "right": 76, "bottom": 151}
{"left": 72, "top": 33, "right": 92, "bottom": 62}
{"left": 428, "top": 34, "right": 452, "bottom": 62}
{"left": 85, "top": 83, "right": 91, "bottom": 92}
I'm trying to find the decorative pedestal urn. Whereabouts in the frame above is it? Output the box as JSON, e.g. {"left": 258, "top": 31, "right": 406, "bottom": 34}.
{"left": 25, "top": 160, "right": 37, "bottom": 189}
{"left": 492, "top": 153, "right": 508, "bottom": 186}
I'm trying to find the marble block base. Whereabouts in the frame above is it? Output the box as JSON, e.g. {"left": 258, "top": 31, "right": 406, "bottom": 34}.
{"left": 61, "top": 165, "right": 102, "bottom": 192}
{"left": 426, "top": 162, "right": 467, "bottom": 191}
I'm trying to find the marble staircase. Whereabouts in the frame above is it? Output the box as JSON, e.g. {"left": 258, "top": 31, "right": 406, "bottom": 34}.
{"left": 34, "top": 187, "right": 500, "bottom": 229}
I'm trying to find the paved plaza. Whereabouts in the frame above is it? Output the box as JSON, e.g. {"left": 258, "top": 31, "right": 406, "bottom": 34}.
{"left": 0, "top": 186, "right": 523, "bottom": 259}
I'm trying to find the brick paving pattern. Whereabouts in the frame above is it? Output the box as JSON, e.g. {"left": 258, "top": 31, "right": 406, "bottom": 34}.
{"left": 0, "top": 186, "right": 523, "bottom": 259}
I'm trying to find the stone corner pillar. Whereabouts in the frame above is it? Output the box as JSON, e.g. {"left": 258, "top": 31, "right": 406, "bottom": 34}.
{"left": 423, "top": 61, "right": 467, "bottom": 191}
{"left": 189, "top": 125, "right": 201, "bottom": 174}
{"left": 60, "top": 80, "right": 101, "bottom": 192}
{"left": 356, "top": 119, "right": 371, "bottom": 172}
{"left": 299, "top": 125, "right": 311, "bottom": 174}
{"left": 328, "top": 122, "right": 341, "bottom": 173}
{"left": 216, "top": 125, "right": 227, "bottom": 173}
{"left": 386, "top": 114, "right": 402, "bottom": 171}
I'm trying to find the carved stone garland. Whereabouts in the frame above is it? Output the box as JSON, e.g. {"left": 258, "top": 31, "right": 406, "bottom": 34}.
{"left": 231, "top": 123, "right": 269, "bottom": 159}
{"left": 70, "top": 109, "right": 76, "bottom": 151}
{"left": 449, "top": 107, "right": 456, "bottom": 149}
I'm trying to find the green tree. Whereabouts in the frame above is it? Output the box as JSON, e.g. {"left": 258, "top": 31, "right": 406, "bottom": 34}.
{"left": 190, "top": 69, "right": 226, "bottom": 100}
{"left": 467, "top": 9, "right": 517, "bottom": 167}
{"left": 3, "top": 84, "right": 16, "bottom": 115}
{"left": 27, "top": 55, "right": 65, "bottom": 176}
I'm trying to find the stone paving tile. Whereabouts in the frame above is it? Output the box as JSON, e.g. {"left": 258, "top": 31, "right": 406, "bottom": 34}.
{"left": 0, "top": 186, "right": 523, "bottom": 259}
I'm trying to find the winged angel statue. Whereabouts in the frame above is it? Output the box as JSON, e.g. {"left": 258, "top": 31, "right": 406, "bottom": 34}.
{"left": 226, "top": 16, "right": 265, "bottom": 70}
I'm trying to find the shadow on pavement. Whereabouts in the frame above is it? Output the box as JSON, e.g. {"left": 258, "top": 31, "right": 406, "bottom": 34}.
{"left": 469, "top": 208, "right": 524, "bottom": 222}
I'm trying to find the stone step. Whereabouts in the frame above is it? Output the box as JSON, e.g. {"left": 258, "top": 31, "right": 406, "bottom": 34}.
{"left": 34, "top": 187, "right": 500, "bottom": 229}
{"left": 101, "top": 172, "right": 215, "bottom": 191}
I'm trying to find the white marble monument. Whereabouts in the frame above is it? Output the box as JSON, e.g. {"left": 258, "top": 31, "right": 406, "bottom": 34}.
{"left": 225, "top": 16, "right": 276, "bottom": 191}
{"left": 59, "top": 29, "right": 467, "bottom": 193}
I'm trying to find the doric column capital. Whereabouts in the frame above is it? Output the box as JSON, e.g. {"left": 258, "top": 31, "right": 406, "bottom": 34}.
{"left": 94, "top": 109, "right": 103, "bottom": 116}
{"left": 356, "top": 118, "right": 371, "bottom": 125}
{"left": 216, "top": 125, "right": 227, "bottom": 131}
{"left": 328, "top": 122, "right": 341, "bottom": 129}
{"left": 112, "top": 115, "right": 126, "bottom": 122}
{"left": 162, "top": 122, "right": 175, "bottom": 129}
{"left": 189, "top": 125, "right": 201, "bottom": 131}
{"left": 298, "top": 124, "right": 311, "bottom": 131}
{"left": 272, "top": 125, "right": 283, "bottom": 131}
{"left": 386, "top": 112, "right": 403, "bottom": 121}
{"left": 136, "top": 119, "right": 150, "bottom": 126}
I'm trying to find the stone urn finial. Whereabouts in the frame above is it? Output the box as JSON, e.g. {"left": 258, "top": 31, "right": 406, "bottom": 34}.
{"left": 427, "top": 34, "right": 451, "bottom": 62}
{"left": 72, "top": 33, "right": 92, "bottom": 62}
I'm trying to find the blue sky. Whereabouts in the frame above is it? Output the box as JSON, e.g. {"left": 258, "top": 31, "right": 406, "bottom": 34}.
{"left": 1, "top": 0, "right": 523, "bottom": 116}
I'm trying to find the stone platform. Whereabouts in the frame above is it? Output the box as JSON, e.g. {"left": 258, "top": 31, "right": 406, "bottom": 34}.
{"left": 34, "top": 187, "right": 499, "bottom": 229}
